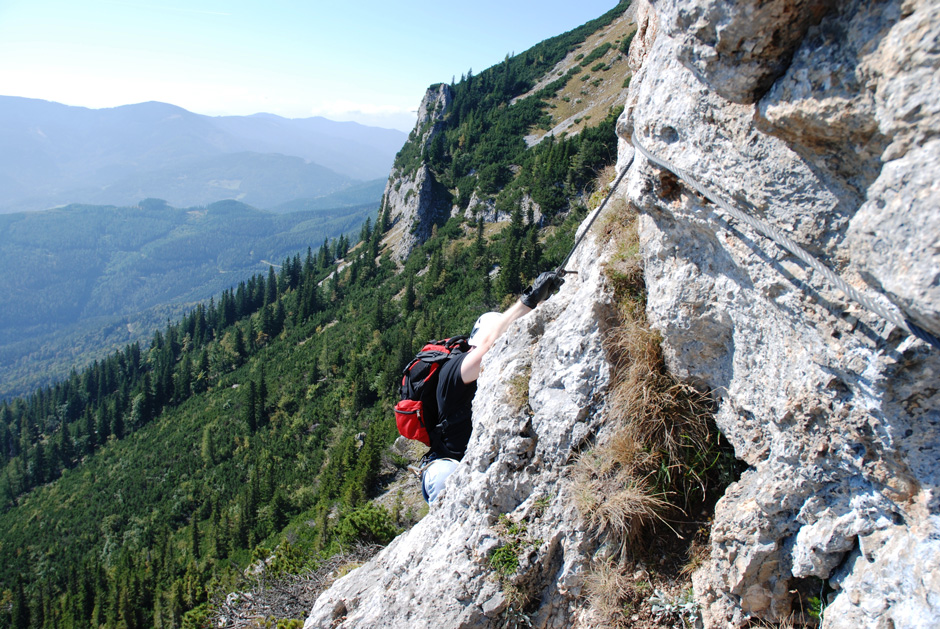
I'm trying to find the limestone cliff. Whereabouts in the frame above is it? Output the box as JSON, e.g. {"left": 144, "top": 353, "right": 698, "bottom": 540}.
{"left": 304, "top": 1, "right": 940, "bottom": 627}
{"left": 382, "top": 84, "right": 454, "bottom": 262}
{"left": 622, "top": 0, "right": 940, "bottom": 626}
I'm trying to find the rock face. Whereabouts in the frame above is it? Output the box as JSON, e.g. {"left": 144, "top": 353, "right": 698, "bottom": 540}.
{"left": 303, "top": 234, "right": 619, "bottom": 628}
{"left": 304, "top": 1, "right": 939, "bottom": 627}
{"left": 655, "top": 0, "right": 831, "bottom": 104}
{"left": 621, "top": 0, "right": 940, "bottom": 626}
{"left": 383, "top": 84, "right": 454, "bottom": 261}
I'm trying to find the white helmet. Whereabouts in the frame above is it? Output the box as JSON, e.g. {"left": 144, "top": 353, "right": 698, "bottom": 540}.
{"left": 468, "top": 312, "right": 502, "bottom": 347}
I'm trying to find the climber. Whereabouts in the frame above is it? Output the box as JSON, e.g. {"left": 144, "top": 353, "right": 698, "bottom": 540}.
{"left": 421, "top": 271, "right": 564, "bottom": 503}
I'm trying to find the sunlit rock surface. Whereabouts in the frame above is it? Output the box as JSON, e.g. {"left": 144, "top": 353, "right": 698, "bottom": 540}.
{"left": 623, "top": 0, "right": 940, "bottom": 626}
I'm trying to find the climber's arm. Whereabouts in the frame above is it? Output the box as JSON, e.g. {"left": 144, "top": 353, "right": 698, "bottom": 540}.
{"left": 459, "top": 271, "right": 564, "bottom": 384}
{"left": 459, "top": 300, "right": 531, "bottom": 384}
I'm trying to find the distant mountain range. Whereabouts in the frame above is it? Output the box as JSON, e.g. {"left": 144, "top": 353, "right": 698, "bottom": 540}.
{"left": 0, "top": 96, "right": 407, "bottom": 213}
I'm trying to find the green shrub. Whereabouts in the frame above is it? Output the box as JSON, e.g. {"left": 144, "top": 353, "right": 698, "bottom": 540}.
{"left": 580, "top": 42, "right": 612, "bottom": 67}
{"left": 336, "top": 503, "right": 401, "bottom": 547}
{"left": 619, "top": 31, "right": 636, "bottom": 55}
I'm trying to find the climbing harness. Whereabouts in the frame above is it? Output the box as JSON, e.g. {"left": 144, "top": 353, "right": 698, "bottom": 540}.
{"left": 555, "top": 152, "right": 635, "bottom": 276}
{"left": 630, "top": 130, "right": 940, "bottom": 351}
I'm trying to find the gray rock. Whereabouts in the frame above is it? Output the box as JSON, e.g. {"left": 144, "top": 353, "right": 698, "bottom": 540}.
{"left": 382, "top": 84, "right": 454, "bottom": 262}
{"left": 847, "top": 138, "right": 940, "bottom": 338}
{"left": 621, "top": 0, "right": 940, "bottom": 626}
{"left": 652, "top": 0, "right": 831, "bottom": 103}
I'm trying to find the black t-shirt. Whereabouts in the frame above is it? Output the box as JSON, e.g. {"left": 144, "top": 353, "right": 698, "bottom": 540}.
{"left": 434, "top": 351, "right": 477, "bottom": 459}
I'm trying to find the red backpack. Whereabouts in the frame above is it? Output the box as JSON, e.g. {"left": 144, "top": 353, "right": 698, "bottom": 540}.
{"left": 395, "top": 336, "right": 471, "bottom": 446}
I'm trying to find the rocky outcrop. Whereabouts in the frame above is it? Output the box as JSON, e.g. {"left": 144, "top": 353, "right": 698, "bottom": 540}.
{"left": 655, "top": 0, "right": 831, "bottom": 104}
{"left": 621, "top": 0, "right": 940, "bottom": 626}
{"left": 383, "top": 84, "right": 454, "bottom": 261}
{"left": 304, "top": 235, "right": 619, "bottom": 628}
{"left": 462, "top": 190, "right": 542, "bottom": 226}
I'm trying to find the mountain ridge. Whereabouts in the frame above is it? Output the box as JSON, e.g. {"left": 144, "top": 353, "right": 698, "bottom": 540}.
{"left": 0, "top": 95, "right": 406, "bottom": 212}
{"left": 0, "top": 4, "right": 635, "bottom": 627}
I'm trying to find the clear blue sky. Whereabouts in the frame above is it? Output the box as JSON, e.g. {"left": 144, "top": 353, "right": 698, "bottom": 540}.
{"left": 0, "top": 0, "right": 620, "bottom": 131}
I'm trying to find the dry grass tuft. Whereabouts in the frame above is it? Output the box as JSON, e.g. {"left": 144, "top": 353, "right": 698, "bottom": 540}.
{"left": 572, "top": 177, "right": 738, "bottom": 625}
{"left": 506, "top": 363, "right": 532, "bottom": 414}
{"left": 574, "top": 204, "right": 716, "bottom": 552}
{"left": 573, "top": 460, "right": 668, "bottom": 551}
{"left": 582, "top": 558, "right": 634, "bottom": 625}
{"left": 604, "top": 319, "right": 716, "bottom": 514}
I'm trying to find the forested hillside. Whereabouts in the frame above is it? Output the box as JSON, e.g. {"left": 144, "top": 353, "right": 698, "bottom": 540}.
{"left": 0, "top": 3, "right": 629, "bottom": 626}
{"left": 394, "top": 2, "right": 633, "bottom": 218}
{"left": 0, "top": 199, "right": 376, "bottom": 399}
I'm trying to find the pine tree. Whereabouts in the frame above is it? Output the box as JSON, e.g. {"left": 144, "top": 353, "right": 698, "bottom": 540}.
{"left": 0, "top": 421, "right": 12, "bottom": 462}
{"left": 29, "top": 442, "right": 46, "bottom": 486}
{"left": 300, "top": 282, "right": 319, "bottom": 321}
{"left": 378, "top": 197, "right": 390, "bottom": 233}
{"left": 265, "top": 266, "right": 277, "bottom": 305}
{"left": 233, "top": 326, "right": 247, "bottom": 360}
{"left": 523, "top": 210, "right": 542, "bottom": 279}
{"left": 82, "top": 408, "right": 96, "bottom": 454}
{"left": 176, "top": 354, "right": 192, "bottom": 401}
{"left": 258, "top": 364, "right": 268, "bottom": 425}
{"left": 96, "top": 406, "right": 111, "bottom": 443}
{"left": 56, "top": 425, "right": 75, "bottom": 471}
{"left": 112, "top": 406, "right": 125, "bottom": 440}
{"left": 473, "top": 216, "right": 486, "bottom": 261}
{"left": 191, "top": 517, "right": 201, "bottom": 560}
{"left": 317, "top": 238, "right": 331, "bottom": 269}
{"left": 404, "top": 274, "right": 416, "bottom": 314}
{"left": 12, "top": 576, "right": 29, "bottom": 628}
{"left": 235, "top": 282, "right": 248, "bottom": 318}
{"left": 200, "top": 425, "right": 216, "bottom": 466}
{"left": 245, "top": 381, "right": 257, "bottom": 433}
{"left": 194, "top": 349, "right": 210, "bottom": 393}
{"left": 273, "top": 299, "right": 286, "bottom": 336}
{"left": 424, "top": 250, "right": 443, "bottom": 295}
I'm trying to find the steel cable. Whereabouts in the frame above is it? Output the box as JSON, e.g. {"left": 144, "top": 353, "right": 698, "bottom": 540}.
{"left": 556, "top": 152, "right": 634, "bottom": 274}
{"left": 630, "top": 130, "right": 940, "bottom": 351}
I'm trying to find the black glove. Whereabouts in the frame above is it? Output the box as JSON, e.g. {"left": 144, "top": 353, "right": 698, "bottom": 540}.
{"left": 521, "top": 271, "right": 564, "bottom": 309}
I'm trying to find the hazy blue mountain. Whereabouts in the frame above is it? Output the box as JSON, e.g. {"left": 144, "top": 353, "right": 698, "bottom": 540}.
{"left": 269, "top": 178, "right": 388, "bottom": 213}
{"left": 74, "top": 152, "right": 354, "bottom": 209}
{"left": 0, "top": 96, "right": 406, "bottom": 213}
{"left": 209, "top": 113, "right": 409, "bottom": 180}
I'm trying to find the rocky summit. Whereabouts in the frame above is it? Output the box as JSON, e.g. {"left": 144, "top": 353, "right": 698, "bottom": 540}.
{"left": 305, "top": 1, "right": 940, "bottom": 627}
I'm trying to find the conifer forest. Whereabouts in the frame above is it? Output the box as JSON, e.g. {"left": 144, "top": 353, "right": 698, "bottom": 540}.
{"left": 0, "top": 4, "right": 629, "bottom": 626}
